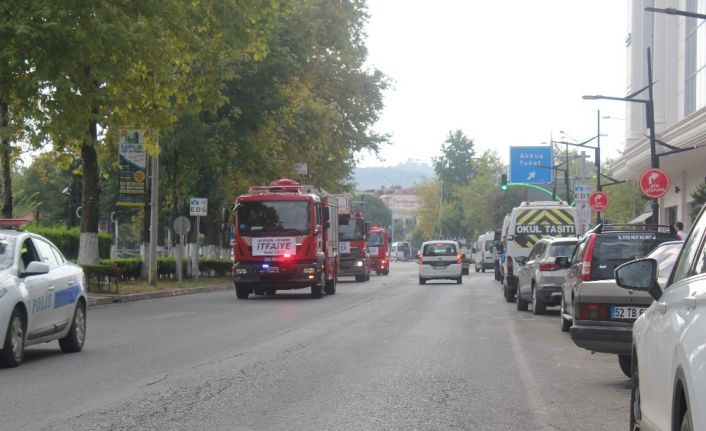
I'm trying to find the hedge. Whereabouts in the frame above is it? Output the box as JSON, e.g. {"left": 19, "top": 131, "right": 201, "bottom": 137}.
{"left": 84, "top": 257, "right": 233, "bottom": 282}
{"left": 26, "top": 225, "right": 112, "bottom": 260}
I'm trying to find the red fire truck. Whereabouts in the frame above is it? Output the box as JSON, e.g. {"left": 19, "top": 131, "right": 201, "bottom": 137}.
{"left": 232, "top": 179, "right": 339, "bottom": 299}
{"left": 367, "top": 224, "right": 389, "bottom": 275}
{"left": 332, "top": 194, "right": 371, "bottom": 282}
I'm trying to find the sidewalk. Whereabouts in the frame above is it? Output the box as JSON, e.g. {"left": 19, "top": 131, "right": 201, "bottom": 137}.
{"left": 86, "top": 283, "right": 233, "bottom": 307}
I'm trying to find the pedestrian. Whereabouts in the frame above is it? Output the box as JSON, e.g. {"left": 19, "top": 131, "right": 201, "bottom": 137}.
{"left": 675, "top": 221, "right": 686, "bottom": 240}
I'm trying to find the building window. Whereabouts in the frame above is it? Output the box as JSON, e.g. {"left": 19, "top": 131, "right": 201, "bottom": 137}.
{"left": 685, "top": 0, "right": 706, "bottom": 115}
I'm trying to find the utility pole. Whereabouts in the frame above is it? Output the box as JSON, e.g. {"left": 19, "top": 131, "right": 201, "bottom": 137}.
{"left": 148, "top": 152, "right": 159, "bottom": 286}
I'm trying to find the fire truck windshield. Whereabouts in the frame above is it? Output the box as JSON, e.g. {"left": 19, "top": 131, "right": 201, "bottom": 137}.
{"left": 367, "top": 231, "right": 385, "bottom": 246}
{"left": 237, "top": 200, "right": 310, "bottom": 235}
{"left": 339, "top": 218, "right": 365, "bottom": 241}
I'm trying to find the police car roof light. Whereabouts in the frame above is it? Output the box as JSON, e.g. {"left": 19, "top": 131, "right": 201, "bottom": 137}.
{"left": 0, "top": 218, "right": 30, "bottom": 229}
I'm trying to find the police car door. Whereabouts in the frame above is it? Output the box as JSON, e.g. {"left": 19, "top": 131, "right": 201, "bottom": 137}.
{"left": 33, "top": 238, "right": 79, "bottom": 331}
{"left": 19, "top": 238, "right": 55, "bottom": 339}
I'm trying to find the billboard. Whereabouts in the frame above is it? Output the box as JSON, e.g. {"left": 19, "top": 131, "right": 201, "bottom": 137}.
{"left": 509, "top": 146, "right": 554, "bottom": 184}
{"left": 117, "top": 129, "right": 147, "bottom": 207}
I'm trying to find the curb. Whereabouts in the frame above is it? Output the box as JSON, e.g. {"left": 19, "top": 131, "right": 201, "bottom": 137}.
{"left": 86, "top": 283, "right": 233, "bottom": 307}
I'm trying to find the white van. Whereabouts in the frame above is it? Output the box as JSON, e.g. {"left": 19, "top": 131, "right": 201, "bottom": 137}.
{"left": 501, "top": 201, "right": 577, "bottom": 302}
{"left": 473, "top": 232, "right": 496, "bottom": 272}
{"left": 390, "top": 241, "right": 412, "bottom": 261}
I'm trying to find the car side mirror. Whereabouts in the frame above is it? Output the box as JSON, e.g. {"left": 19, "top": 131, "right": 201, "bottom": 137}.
{"left": 515, "top": 256, "right": 527, "bottom": 265}
{"left": 22, "top": 261, "right": 50, "bottom": 277}
{"left": 554, "top": 256, "right": 571, "bottom": 269}
{"left": 615, "top": 258, "right": 662, "bottom": 301}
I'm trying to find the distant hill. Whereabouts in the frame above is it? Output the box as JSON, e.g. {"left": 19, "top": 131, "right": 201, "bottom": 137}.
{"left": 354, "top": 161, "right": 435, "bottom": 190}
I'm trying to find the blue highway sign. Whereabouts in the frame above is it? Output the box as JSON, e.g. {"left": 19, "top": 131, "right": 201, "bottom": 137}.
{"left": 509, "top": 146, "right": 554, "bottom": 184}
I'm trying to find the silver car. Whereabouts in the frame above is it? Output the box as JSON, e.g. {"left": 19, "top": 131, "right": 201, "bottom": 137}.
{"left": 418, "top": 240, "right": 463, "bottom": 284}
{"left": 516, "top": 237, "right": 578, "bottom": 315}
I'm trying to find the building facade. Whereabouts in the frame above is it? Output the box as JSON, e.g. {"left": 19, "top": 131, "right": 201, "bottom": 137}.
{"left": 613, "top": 0, "right": 706, "bottom": 229}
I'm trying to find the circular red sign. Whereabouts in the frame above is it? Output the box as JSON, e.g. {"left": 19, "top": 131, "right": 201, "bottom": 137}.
{"left": 640, "top": 168, "right": 670, "bottom": 198}
{"left": 588, "top": 191, "right": 609, "bottom": 212}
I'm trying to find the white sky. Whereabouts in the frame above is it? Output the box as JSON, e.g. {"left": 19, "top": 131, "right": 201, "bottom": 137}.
{"left": 359, "top": 0, "right": 629, "bottom": 168}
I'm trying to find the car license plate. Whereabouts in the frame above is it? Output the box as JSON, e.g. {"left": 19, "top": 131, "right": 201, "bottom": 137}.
{"left": 433, "top": 265, "right": 447, "bottom": 270}
{"left": 611, "top": 306, "right": 647, "bottom": 319}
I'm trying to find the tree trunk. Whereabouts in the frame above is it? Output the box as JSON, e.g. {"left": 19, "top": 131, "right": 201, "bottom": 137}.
{"left": 0, "top": 101, "right": 12, "bottom": 218}
{"left": 78, "top": 119, "right": 100, "bottom": 265}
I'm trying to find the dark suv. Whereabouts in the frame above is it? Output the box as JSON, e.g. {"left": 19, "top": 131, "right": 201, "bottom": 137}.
{"left": 557, "top": 224, "right": 675, "bottom": 377}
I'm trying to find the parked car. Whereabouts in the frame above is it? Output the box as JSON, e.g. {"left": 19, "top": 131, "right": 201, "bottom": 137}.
{"left": 614, "top": 226, "right": 702, "bottom": 430}
{"left": 418, "top": 240, "right": 463, "bottom": 285}
{"left": 556, "top": 224, "right": 674, "bottom": 377}
{"left": 515, "top": 237, "right": 578, "bottom": 314}
{"left": 0, "top": 224, "right": 87, "bottom": 367}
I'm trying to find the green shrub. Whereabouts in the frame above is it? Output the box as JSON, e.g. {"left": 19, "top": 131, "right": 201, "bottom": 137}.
{"left": 91, "top": 257, "right": 231, "bottom": 280}
{"left": 27, "top": 225, "right": 112, "bottom": 260}
{"left": 99, "top": 258, "right": 142, "bottom": 280}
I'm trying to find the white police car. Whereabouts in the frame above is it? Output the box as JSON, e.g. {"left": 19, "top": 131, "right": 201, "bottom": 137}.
{"left": 0, "top": 222, "right": 87, "bottom": 367}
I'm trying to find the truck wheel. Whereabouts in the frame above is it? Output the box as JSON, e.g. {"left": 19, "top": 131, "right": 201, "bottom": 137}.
{"left": 235, "top": 284, "right": 250, "bottom": 300}
{"left": 355, "top": 274, "right": 366, "bottom": 282}
{"left": 419, "top": 277, "right": 426, "bottom": 285}
{"left": 456, "top": 277, "right": 462, "bottom": 284}
{"left": 324, "top": 277, "right": 336, "bottom": 295}
{"left": 0, "top": 308, "right": 25, "bottom": 367}
{"left": 311, "top": 283, "right": 324, "bottom": 298}
{"left": 59, "top": 301, "right": 86, "bottom": 353}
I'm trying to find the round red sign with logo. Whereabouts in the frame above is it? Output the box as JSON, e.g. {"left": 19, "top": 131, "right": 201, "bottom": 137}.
{"left": 588, "top": 191, "right": 609, "bottom": 212}
{"left": 640, "top": 168, "right": 670, "bottom": 198}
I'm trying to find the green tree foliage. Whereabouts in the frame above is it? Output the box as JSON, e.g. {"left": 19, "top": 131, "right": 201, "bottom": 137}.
{"left": 602, "top": 181, "right": 643, "bottom": 224}
{"left": 413, "top": 149, "right": 524, "bottom": 242}
{"left": 433, "top": 130, "right": 476, "bottom": 199}
{"left": 413, "top": 179, "right": 441, "bottom": 240}
{"left": 690, "top": 183, "right": 706, "bottom": 221}
{"left": 353, "top": 193, "right": 391, "bottom": 229}
{"left": 19, "top": 1, "right": 282, "bottom": 264}
{"left": 11, "top": 0, "right": 389, "bottom": 267}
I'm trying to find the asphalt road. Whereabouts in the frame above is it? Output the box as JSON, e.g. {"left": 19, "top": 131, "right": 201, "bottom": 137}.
{"left": 1, "top": 261, "right": 630, "bottom": 431}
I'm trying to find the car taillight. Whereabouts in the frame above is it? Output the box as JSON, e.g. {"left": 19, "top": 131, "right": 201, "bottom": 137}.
{"left": 456, "top": 253, "right": 462, "bottom": 264}
{"left": 579, "top": 303, "right": 610, "bottom": 320}
{"left": 581, "top": 235, "right": 596, "bottom": 281}
{"left": 539, "top": 263, "right": 560, "bottom": 271}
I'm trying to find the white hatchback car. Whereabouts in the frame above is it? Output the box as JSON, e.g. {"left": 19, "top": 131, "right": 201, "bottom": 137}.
{"left": 0, "top": 227, "right": 87, "bottom": 367}
{"left": 615, "top": 212, "right": 705, "bottom": 431}
{"left": 418, "top": 240, "right": 463, "bottom": 284}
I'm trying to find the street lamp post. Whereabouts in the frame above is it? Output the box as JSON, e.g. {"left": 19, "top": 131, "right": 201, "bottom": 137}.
{"left": 583, "top": 47, "right": 659, "bottom": 224}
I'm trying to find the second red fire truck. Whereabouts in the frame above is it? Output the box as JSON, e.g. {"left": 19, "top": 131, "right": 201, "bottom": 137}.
{"left": 367, "top": 224, "right": 389, "bottom": 275}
